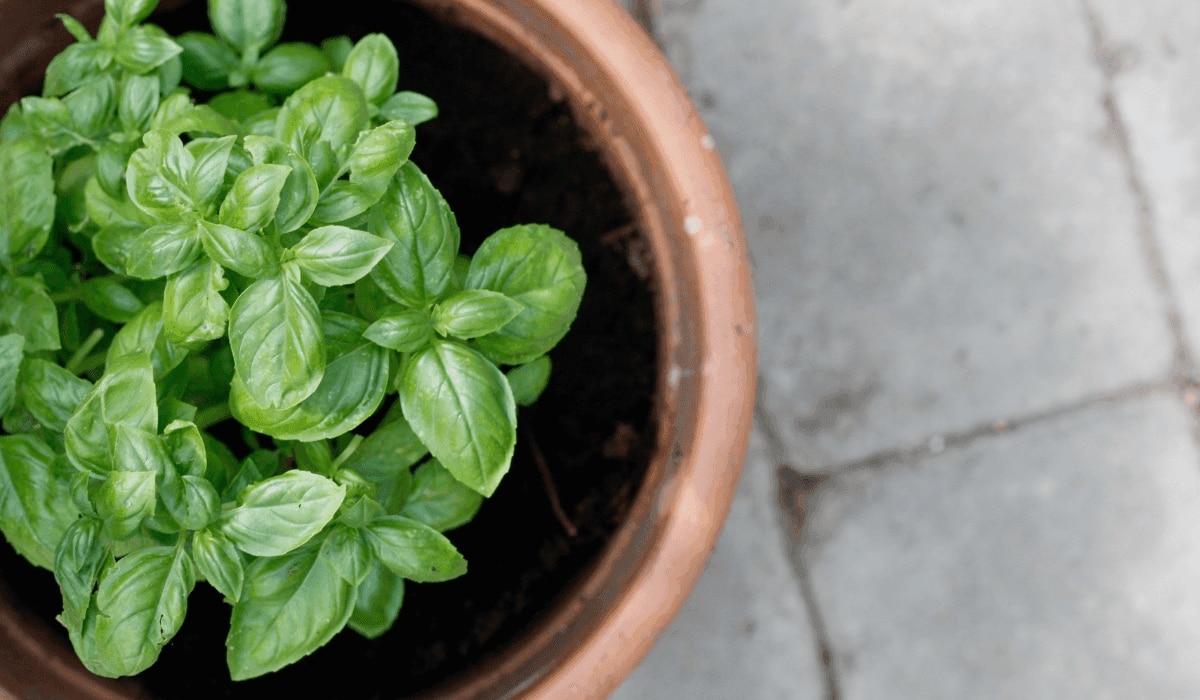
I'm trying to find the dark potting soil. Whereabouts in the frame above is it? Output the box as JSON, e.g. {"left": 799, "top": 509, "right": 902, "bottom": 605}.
{"left": 0, "top": 1, "right": 657, "bottom": 697}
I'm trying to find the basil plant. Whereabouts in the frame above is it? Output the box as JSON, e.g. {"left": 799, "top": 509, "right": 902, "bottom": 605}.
{"left": 0, "top": 0, "right": 584, "bottom": 681}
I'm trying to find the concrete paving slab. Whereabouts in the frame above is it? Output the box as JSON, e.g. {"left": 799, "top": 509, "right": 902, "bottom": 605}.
{"left": 1084, "top": 0, "right": 1200, "bottom": 364}
{"left": 612, "top": 428, "right": 824, "bottom": 700}
{"left": 657, "top": 0, "right": 1174, "bottom": 467}
{"left": 802, "top": 392, "right": 1200, "bottom": 699}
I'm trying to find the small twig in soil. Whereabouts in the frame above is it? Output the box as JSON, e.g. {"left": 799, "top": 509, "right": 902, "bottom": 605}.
{"left": 525, "top": 429, "right": 579, "bottom": 537}
{"left": 598, "top": 222, "right": 638, "bottom": 247}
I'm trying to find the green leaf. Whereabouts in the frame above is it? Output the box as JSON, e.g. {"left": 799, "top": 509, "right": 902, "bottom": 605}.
{"left": 0, "top": 277, "right": 60, "bottom": 352}
{"left": 177, "top": 32, "right": 238, "bottom": 91}
{"left": 379, "top": 91, "right": 438, "bottom": 126}
{"left": 276, "top": 75, "right": 369, "bottom": 168}
{"left": 400, "top": 341, "right": 515, "bottom": 497}
{"left": 105, "top": 0, "right": 159, "bottom": 28}
{"left": 228, "top": 272, "right": 325, "bottom": 410}
{"left": 81, "top": 277, "right": 145, "bottom": 323}
{"left": 106, "top": 301, "right": 188, "bottom": 380}
{"left": 226, "top": 535, "right": 354, "bottom": 680}
{"left": 65, "top": 352, "right": 157, "bottom": 475}
{"left": 230, "top": 342, "right": 388, "bottom": 442}
{"left": 92, "top": 546, "right": 195, "bottom": 677}
{"left": 43, "top": 42, "right": 106, "bottom": 97}
{"left": 340, "top": 412, "right": 427, "bottom": 487}
{"left": 321, "top": 36, "right": 354, "bottom": 72}
{"left": 94, "top": 469, "right": 157, "bottom": 541}
{"left": 0, "top": 137, "right": 55, "bottom": 267}
{"left": 19, "top": 358, "right": 93, "bottom": 432}
{"left": 192, "top": 528, "right": 244, "bottom": 602}
{"left": 342, "top": 34, "right": 399, "bottom": 107}
{"left": 123, "top": 220, "right": 203, "bottom": 280}
{"left": 362, "top": 515, "right": 466, "bottom": 583}
{"left": 363, "top": 310, "right": 430, "bottom": 353}
{"left": 242, "top": 135, "right": 319, "bottom": 233}
{"left": 400, "top": 459, "right": 483, "bottom": 533}
{"left": 54, "top": 518, "right": 107, "bottom": 633}
{"left": 219, "top": 163, "right": 291, "bottom": 233}
{"left": 0, "top": 334, "right": 22, "bottom": 417}
{"left": 62, "top": 76, "right": 115, "bottom": 138}
{"left": 219, "top": 470, "right": 345, "bottom": 557}
{"left": 431, "top": 289, "right": 523, "bottom": 340}
{"left": 162, "top": 419, "right": 206, "bottom": 478}
{"left": 208, "top": 90, "right": 271, "bottom": 122}
{"left": 200, "top": 221, "right": 279, "bottom": 278}
{"left": 209, "top": 0, "right": 285, "bottom": 55}
{"left": 253, "top": 43, "right": 331, "bottom": 95}
{"left": 506, "top": 356, "right": 552, "bottom": 407}
{"left": 118, "top": 74, "right": 160, "bottom": 134}
{"left": 186, "top": 135, "right": 238, "bottom": 212}
{"left": 311, "top": 120, "right": 415, "bottom": 224}
{"left": 127, "top": 130, "right": 196, "bottom": 216}
{"left": 466, "top": 224, "right": 587, "bottom": 365}
{"left": 289, "top": 225, "right": 392, "bottom": 287}
{"left": 348, "top": 559, "right": 403, "bottom": 639}
{"left": 115, "top": 27, "right": 183, "bottom": 75}
{"left": 368, "top": 162, "right": 460, "bottom": 307}
{"left": 0, "top": 435, "right": 78, "bottom": 569}
{"left": 163, "top": 259, "right": 230, "bottom": 347}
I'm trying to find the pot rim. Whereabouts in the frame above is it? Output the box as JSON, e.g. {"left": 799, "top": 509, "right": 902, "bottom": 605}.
{"left": 405, "top": 1, "right": 757, "bottom": 697}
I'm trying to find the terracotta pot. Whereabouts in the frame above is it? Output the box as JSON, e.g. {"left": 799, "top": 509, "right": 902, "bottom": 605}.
{"left": 0, "top": 0, "right": 755, "bottom": 698}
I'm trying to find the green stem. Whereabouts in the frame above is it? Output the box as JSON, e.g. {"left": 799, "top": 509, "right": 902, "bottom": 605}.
{"left": 194, "top": 403, "right": 233, "bottom": 430}
{"left": 332, "top": 435, "right": 365, "bottom": 469}
{"left": 65, "top": 328, "right": 104, "bottom": 374}
{"left": 50, "top": 288, "right": 81, "bottom": 304}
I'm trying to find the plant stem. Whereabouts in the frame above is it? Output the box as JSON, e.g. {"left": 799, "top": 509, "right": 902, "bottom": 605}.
{"left": 65, "top": 329, "right": 104, "bottom": 374}
{"left": 332, "top": 435, "right": 364, "bottom": 469}
{"left": 194, "top": 403, "right": 233, "bottom": 430}
{"left": 50, "top": 288, "right": 81, "bottom": 304}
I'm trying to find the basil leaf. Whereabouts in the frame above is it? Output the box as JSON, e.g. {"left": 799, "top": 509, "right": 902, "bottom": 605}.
{"left": 219, "top": 470, "right": 345, "bottom": 557}
{"left": 20, "top": 358, "right": 93, "bottom": 432}
{"left": 379, "top": 91, "right": 438, "bottom": 126}
{"left": 81, "top": 276, "right": 145, "bottom": 323}
{"left": 43, "top": 43, "right": 106, "bottom": 97}
{"left": 54, "top": 518, "right": 106, "bottom": 633}
{"left": 368, "top": 162, "right": 460, "bottom": 307}
{"left": 177, "top": 32, "right": 238, "bottom": 91}
{"left": 348, "top": 560, "right": 404, "bottom": 639}
{"left": 192, "top": 528, "right": 244, "bottom": 602}
{"left": 321, "top": 36, "right": 353, "bottom": 72}
{"left": 253, "top": 43, "right": 331, "bottom": 95}
{"left": 0, "top": 136, "right": 55, "bottom": 266}
{"left": 431, "top": 289, "right": 522, "bottom": 340}
{"left": 0, "top": 277, "right": 61, "bottom": 352}
{"left": 466, "top": 224, "right": 587, "bottom": 365}
{"left": 62, "top": 76, "right": 116, "bottom": 139}
{"left": 362, "top": 515, "right": 466, "bottom": 583}
{"left": 106, "top": 302, "right": 188, "bottom": 380}
{"left": 92, "top": 546, "right": 195, "bottom": 677}
{"left": 289, "top": 225, "right": 392, "bottom": 287}
{"left": 115, "top": 27, "right": 184, "bottom": 75}
{"left": 105, "top": 0, "right": 159, "bottom": 28}
{"left": 342, "top": 34, "right": 399, "bottom": 107}
{"left": 163, "top": 259, "right": 230, "bottom": 347}
{"left": 123, "top": 220, "right": 203, "bottom": 280}
{"left": 506, "top": 356, "right": 552, "bottom": 407}
{"left": 242, "top": 135, "right": 319, "bottom": 233}
{"left": 363, "top": 309, "right": 430, "bottom": 353}
{"left": 0, "top": 434, "right": 78, "bottom": 569}
{"left": 163, "top": 419, "right": 206, "bottom": 478}
{"left": 400, "top": 459, "right": 482, "bottom": 533}
{"left": 19, "top": 96, "right": 79, "bottom": 152}
{"left": 127, "top": 130, "right": 197, "bottom": 216}
{"left": 400, "top": 340, "right": 515, "bottom": 497}
{"left": 219, "top": 163, "right": 291, "bottom": 233}
{"left": 94, "top": 469, "right": 157, "bottom": 540}
{"left": 226, "top": 535, "right": 354, "bottom": 681}
{"left": 200, "top": 221, "right": 279, "bottom": 278}
{"left": 186, "top": 135, "right": 237, "bottom": 213}
{"left": 209, "top": 0, "right": 285, "bottom": 55}
{"left": 229, "top": 342, "right": 388, "bottom": 441}
{"left": 118, "top": 74, "right": 160, "bottom": 134}
{"left": 0, "top": 334, "right": 22, "bottom": 417}
{"left": 311, "top": 120, "right": 415, "bottom": 224}
{"left": 65, "top": 353, "right": 157, "bottom": 475}
{"left": 208, "top": 90, "right": 271, "bottom": 123}
{"left": 276, "top": 75, "right": 369, "bottom": 166}
{"left": 228, "top": 272, "right": 324, "bottom": 410}
{"left": 340, "top": 413, "right": 428, "bottom": 486}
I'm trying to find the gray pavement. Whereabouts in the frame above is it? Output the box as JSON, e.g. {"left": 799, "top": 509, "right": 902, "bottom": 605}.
{"left": 612, "top": 0, "right": 1200, "bottom": 698}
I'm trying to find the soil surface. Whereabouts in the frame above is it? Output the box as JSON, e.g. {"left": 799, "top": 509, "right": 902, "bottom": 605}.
{"left": 0, "top": 1, "right": 657, "bottom": 697}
